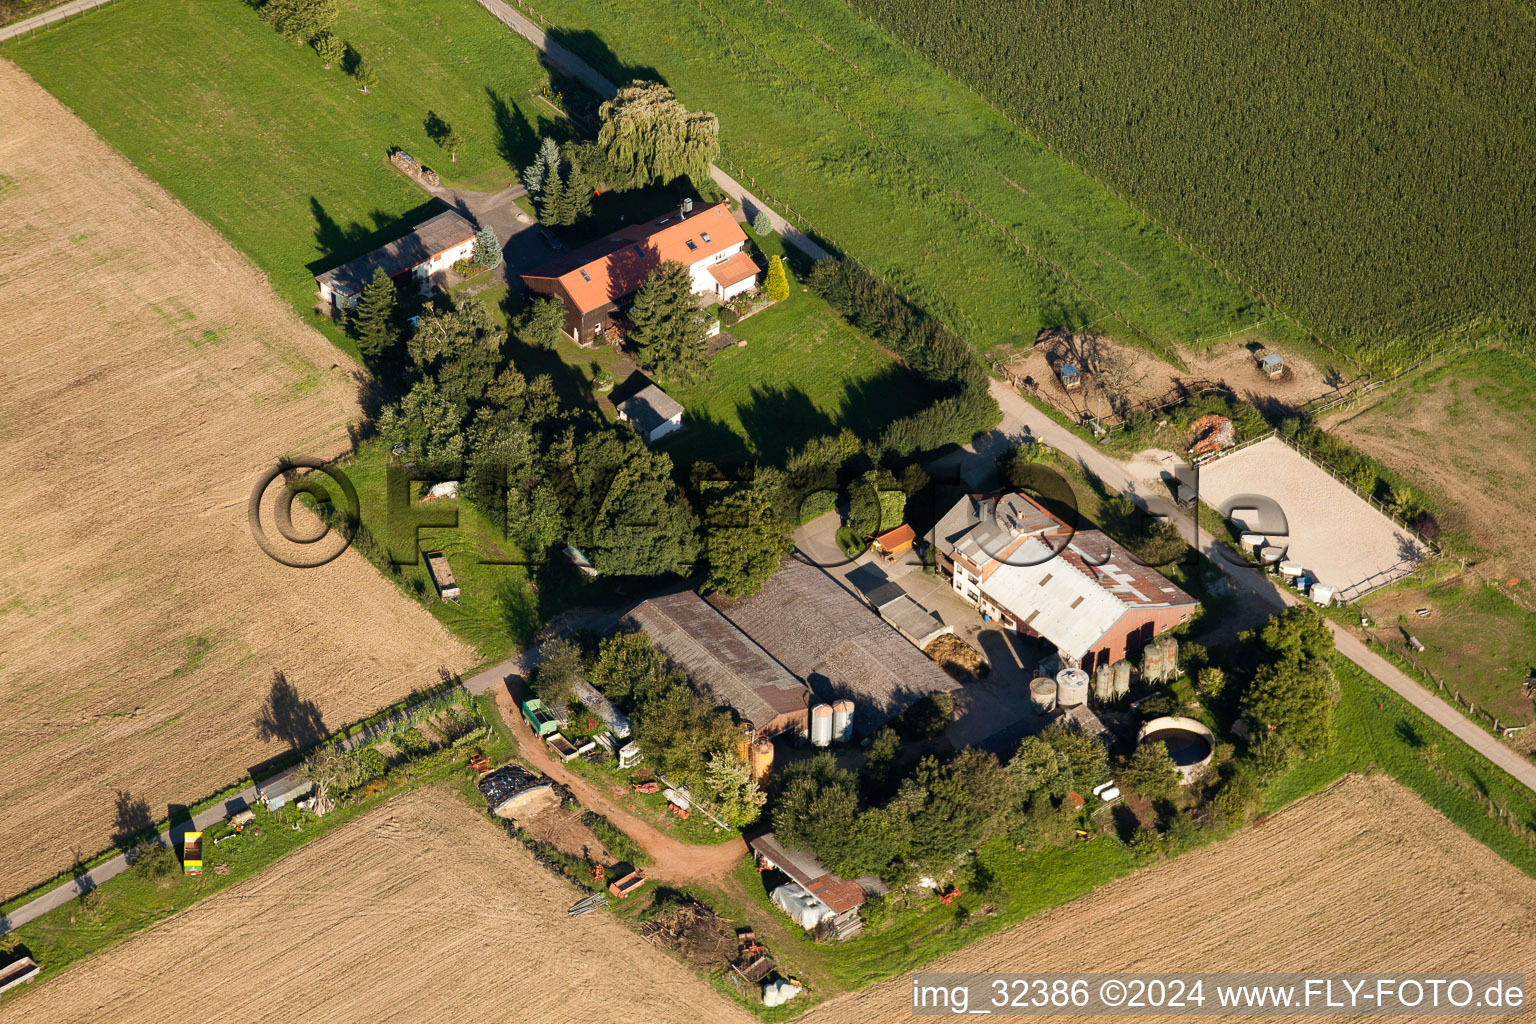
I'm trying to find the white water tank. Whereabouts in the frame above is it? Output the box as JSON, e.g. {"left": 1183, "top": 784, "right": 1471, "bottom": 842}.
{"left": 831, "top": 699, "right": 855, "bottom": 743}
{"left": 810, "top": 703, "right": 834, "bottom": 747}
{"left": 1056, "top": 668, "right": 1090, "bottom": 708}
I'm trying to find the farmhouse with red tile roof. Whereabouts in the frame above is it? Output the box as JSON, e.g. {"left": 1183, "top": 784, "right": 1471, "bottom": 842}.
{"left": 520, "top": 201, "right": 755, "bottom": 345}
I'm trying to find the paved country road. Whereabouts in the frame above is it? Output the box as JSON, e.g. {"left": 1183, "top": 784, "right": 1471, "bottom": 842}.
{"left": 0, "top": 0, "right": 119, "bottom": 41}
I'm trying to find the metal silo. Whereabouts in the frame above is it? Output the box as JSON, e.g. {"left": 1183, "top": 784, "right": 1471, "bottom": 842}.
{"left": 751, "top": 738, "right": 775, "bottom": 783}
{"left": 1092, "top": 663, "right": 1115, "bottom": 703}
{"left": 810, "top": 703, "right": 834, "bottom": 747}
{"left": 1113, "top": 659, "right": 1132, "bottom": 699}
{"left": 831, "top": 699, "right": 855, "bottom": 744}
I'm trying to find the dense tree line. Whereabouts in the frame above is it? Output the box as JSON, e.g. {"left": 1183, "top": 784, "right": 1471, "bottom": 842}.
{"left": 845, "top": 0, "right": 1536, "bottom": 367}
{"left": 809, "top": 258, "right": 999, "bottom": 454}
{"left": 772, "top": 724, "right": 1109, "bottom": 882}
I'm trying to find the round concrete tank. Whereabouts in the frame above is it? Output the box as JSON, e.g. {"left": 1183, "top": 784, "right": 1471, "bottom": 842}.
{"left": 751, "top": 738, "right": 774, "bottom": 783}
{"left": 831, "top": 699, "right": 855, "bottom": 744}
{"left": 1137, "top": 716, "right": 1216, "bottom": 783}
{"left": 1029, "top": 677, "right": 1057, "bottom": 712}
{"left": 1112, "top": 659, "right": 1132, "bottom": 699}
{"left": 1056, "top": 668, "right": 1090, "bottom": 708}
{"left": 810, "top": 703, "right": 834, "bottom": 747}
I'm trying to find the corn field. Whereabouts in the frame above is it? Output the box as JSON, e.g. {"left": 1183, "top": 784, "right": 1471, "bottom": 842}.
{"left": 847, "top": 0, "right": 1536, "bottom": 372}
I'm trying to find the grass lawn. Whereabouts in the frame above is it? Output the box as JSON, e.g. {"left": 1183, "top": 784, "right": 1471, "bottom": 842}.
{"left": 656, "top": 228, "right": 935, "bottom": 467}
{"left": 335, "top": 438, "right": 601, "bottom": 661}
{"left": 516, "top": 0, "right": 1282, "bottom": 355}
{"left": 1358, "top": 574, "right": 1536, "bottom": 727}
{"left": 3, "top": 0, "right": 560, "bottom": 357}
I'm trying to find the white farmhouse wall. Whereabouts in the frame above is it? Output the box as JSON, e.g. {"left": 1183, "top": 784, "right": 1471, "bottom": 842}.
{"left": 686, "top": 241, "right": 745, "bottom": 294}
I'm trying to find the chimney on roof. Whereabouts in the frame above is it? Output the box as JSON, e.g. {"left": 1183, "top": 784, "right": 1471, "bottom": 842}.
{"left": 681, "top": 197, "right": 693, "bottom": 216}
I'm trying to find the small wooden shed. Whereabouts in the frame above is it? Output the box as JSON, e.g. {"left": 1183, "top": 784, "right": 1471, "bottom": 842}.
{"left": 1259, "top": 352, "right": 1285, "bottom": 378}
{"left": 872, "top": 524, "right": 915, "bottom": 559}
{"left": 1058, "top": 363, "right": 1082, "bottom": 390}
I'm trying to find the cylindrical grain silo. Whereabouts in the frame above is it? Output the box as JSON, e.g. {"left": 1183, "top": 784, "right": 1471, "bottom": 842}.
{"left": 831, "top": 699, "right": 855, "bottom": 744}
{"left": 1056, "top": 668, "right": 1090, "bottom": 708}
{"left": 1113, "top": 659, "right": 1132, "bottom": 699}
{"left": 810, "top": 703, "right": 834, "bottom": 747}
{"left": 1092, "top": 663, "right": 1115, "bottom": 703}
{"left": 1029, "top": 677, "right": 1057, "bottom": 713}
{"left": 751, "top": 738, "right": 775, "bottom": 783}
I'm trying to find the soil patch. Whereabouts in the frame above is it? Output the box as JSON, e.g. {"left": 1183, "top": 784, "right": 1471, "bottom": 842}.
{"left": 0, "top": 62, "right": 474, "bottom": 896}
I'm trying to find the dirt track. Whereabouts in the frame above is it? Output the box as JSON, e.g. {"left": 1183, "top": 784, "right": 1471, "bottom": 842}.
{"left": 800, "top": 773, "right": 1536, "bottom": 1024}
{"left": 0, "top": 61, "right": 474, "bottom": 896}
{"left": 1, "top": 790, "right": 755, "bottom": 1024}
{"left": 493, "top": 681, "right": 748, "bottom": 881}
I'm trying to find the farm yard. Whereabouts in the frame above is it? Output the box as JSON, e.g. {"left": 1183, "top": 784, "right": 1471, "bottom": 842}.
{"left": 0, "top": 790, "right": 755, "bottom": 1024}
{"left": 501, "top": 0, "right": 1275, "bottom": 352}
{"left": 797, "top": 774, "right": 1536, "bottom": 1024}
{"left": 1004, "top": 332, "right": 1340, "bottom": 428}
{"left": 844, "top": 0, "right": 1536, "bottom": 370}
{"left": 1, "top": 0, "right": 560, "bottom": 354}
{"left": 1195, "top": 437, "right": 1424, "bottom": 601}
{"left": 0, "top": 63, "right": 474, "bottom": 898}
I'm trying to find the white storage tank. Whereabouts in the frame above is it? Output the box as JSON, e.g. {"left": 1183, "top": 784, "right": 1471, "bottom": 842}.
{"left": 1056, "top": 668, "right": 1090, "bottom": 708}
{"left": 1029, "top": 677, "right": 1057, "bottom": 713}
{"left": 831, "top": 699, "right": 855, "bottom": 744}
{"left": 810, "top": 703, "right": 834, "bottom": 747}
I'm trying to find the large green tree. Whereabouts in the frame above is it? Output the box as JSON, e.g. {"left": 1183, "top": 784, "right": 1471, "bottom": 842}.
{"left": 701, "top": 475, "right": 793, "bottom": 598}
{"left": 597, "top": 81, "right": 720, "bottom": 188}
{"left": 1120, "top": 741, "right": 1181, "bottom": 802}
{"left": 407, "top": 296, "right": 504, "bottom": 405}
{"left": 258, "top": 0, "right": 335, "bottom": 44}
{"left": 589, "top": 631, "right": 675, "bottom": 705}
{"left": 1239, "top": 606, "right": 1339, "bottom": 755}
{"left": 1044, "top": 726, "right": 1110, "bottom": 793}
{"left": 348, "top": 266, "right": 399, "bottom": 360}
{"left": 516, "top": 297, "right": 568, "bottom": 350}
{"left": 376, "top": 378, "right": 467, "bottom": 478}
{"left": 553, "top": 429, "right": 699, "bottom": 576}
{"left": 629, "top": 261, "right": 709, "bottom": 382}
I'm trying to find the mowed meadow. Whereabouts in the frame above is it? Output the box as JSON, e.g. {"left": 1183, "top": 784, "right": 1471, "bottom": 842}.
{"left": 480, "top": 0, "right": 1273, "bottom": 354}
{"left": 846, "top": 0, "right": 1536, "bottom": 370}
{"left": 2, "top": 0, "right": 559, "bottom": 354}
{"left": 0, "top": 62, "right": 474, "bottom": 898}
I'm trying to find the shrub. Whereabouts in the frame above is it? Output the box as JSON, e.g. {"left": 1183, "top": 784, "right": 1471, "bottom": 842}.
{"left": 752, "top": 209, "right": 774, "bottom": 234}
{"left": 130, "top": 838, "right": 179, "bottom": 880}
{"left": 357, "top": 746, "right": 390, "bottom": 776}
{"left": 1127, "top": 826, "right": 1163, "bottom": 862}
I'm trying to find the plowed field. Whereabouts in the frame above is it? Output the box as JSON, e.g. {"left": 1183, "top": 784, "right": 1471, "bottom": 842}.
{"left": 0, "top": 61, "right": 473, "bottom": 897}
{"left": 801, "top": 773, "right": 1536, "bottom": 1023}
{"left": 0, "top": 790, "right": 754, "bottom": 1024}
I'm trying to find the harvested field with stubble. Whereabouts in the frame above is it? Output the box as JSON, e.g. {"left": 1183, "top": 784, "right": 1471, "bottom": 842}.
{"left": 801, "top": 774, "right": 1536, "bottom": 1024}
{"left": 1, "top": 790, "right": 754, "bottom": 1024}
{"left": 0, "top": 62, "right": 474, "bottom": 897}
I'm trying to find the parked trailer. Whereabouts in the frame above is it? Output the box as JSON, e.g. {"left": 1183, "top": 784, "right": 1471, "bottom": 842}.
{"left": 0, "top": 957, "right": 41, "bottom": 995}
{"left": 521, "top": 698, "right": 560, "bottom": 737}
{"left": 182, "top": 831, "right": 204, "bottom": 875}
{"left": 424, "top": 550, "right": 460, "bottom": 602}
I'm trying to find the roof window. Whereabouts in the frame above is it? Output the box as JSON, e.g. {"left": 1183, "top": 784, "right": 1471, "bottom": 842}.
{"left": 578, "top": 269, "right": 591, "bottom": 282}
{"left": 685, "top": 239, "right": 698, "bottom": 251}
{"left": 700, "top": 232, "right": 712, "bottom": 243}
{"left": 632, "top": 244, "right": 645, "bottom": 256}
